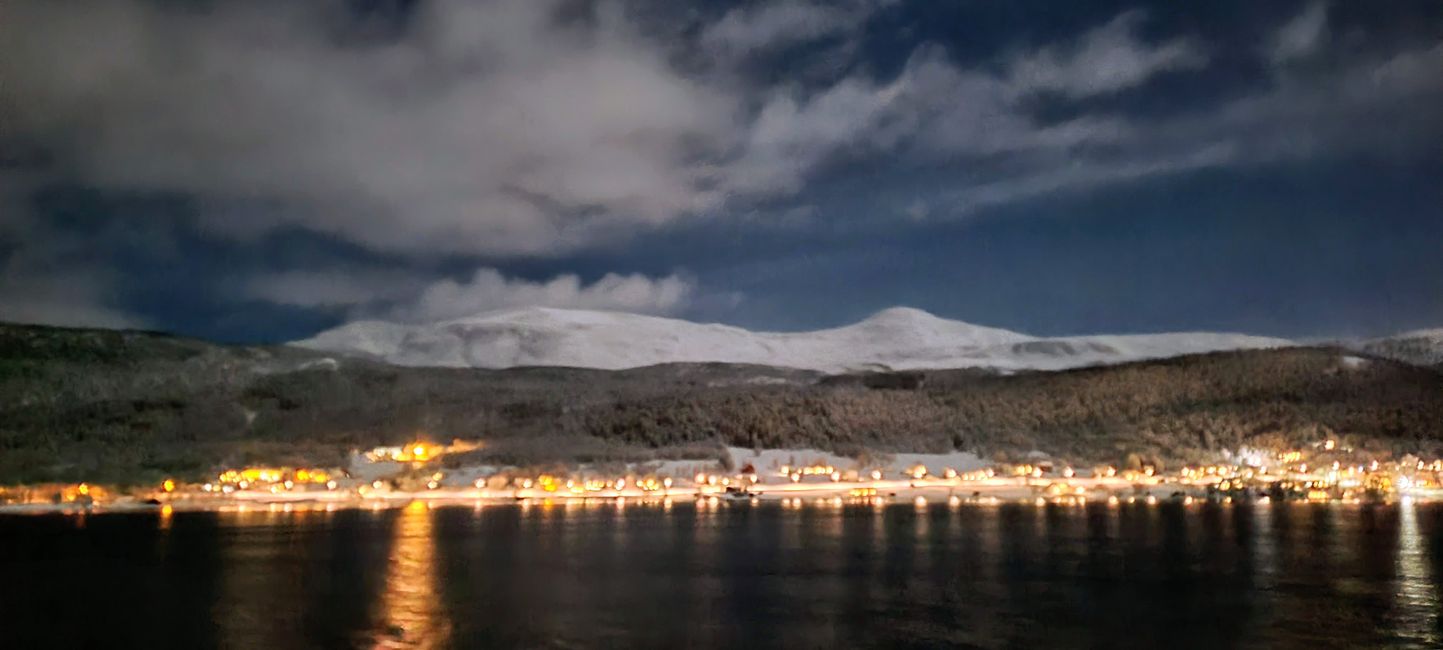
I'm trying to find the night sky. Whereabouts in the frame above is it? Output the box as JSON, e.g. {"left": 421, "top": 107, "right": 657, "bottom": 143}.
{"left": 2, "top": 0, "right": 1440, "bottom": 343}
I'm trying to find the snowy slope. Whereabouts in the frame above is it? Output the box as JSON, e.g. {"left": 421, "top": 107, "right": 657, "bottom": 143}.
{"left": 1354, "top": 329, "right": 1443, "bottom": 367}
{"left": 294, "top": 306, "right": 1292, "bottom": 373}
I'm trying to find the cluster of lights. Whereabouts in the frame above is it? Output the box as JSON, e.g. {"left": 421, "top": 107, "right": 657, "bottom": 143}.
{"left": 45, "top": 482, "right": 107, "bottom": 504}
{"left": 635, "top": 477, "right": 673, "bottom": 492}
{"left": 906, "top": 466, "right": 996, "bottom": 481}
{"left": 1042, "top": 482, "right": 1090, "bottom": 497}
{"left": 366, "top": 442, "right": 434, "bottom": 464}
{"left": 778, "top": 463, "right": 840, "bottom": 483}
{"left": 208, "top": 467, "right": 335, "bottom": 493}
{"left": 779, "top": 463, "right": 837, "bottom": 477}
{"left": 1175, "top": 443, "right": 1443, "bottom": 501}
{"left": 1010, "top": 464, "right": 1045, "bottom": 479}
{"left": 509, "top": 474, "right": 678, "bottom": 495}
{"left": 362, "top": 439, "right": 484, "bottom": 464}
{"left": 1179, "top": 465, "right": 1239, "bottom": 480}
{"left": 68, "top": 436, "right": 1443, "bottom": 508}
{"left": 695, "top": 472, "right": 740, "bottom": 488}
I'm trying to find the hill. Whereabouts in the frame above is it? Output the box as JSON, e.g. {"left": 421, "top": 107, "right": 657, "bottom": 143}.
{"left": 1355, "top": 329, "right": 1443, "bottom": 368}
{"left": 2, "top": 322, "right": 1441, "bottom": 484}
{"left": 294, "top": 306, "right": 1292, "bottom": 373}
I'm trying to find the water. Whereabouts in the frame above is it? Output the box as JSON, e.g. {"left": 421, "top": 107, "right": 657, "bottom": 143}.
{"left": 3, "top": 500, "right": 1442, "bottom": 649}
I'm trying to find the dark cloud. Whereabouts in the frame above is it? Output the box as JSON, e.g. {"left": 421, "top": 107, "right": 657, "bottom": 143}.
{"left": 0, "top": 0, "right": 1439, "bottom": 337}
{"left": 0, "top": 181, "right": 148, "bottom": 328}
{"left": 3, "top": 0, "right": 735, "bottom": 256}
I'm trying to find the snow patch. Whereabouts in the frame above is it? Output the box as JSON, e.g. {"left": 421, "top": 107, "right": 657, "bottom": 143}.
{"left": 1353, "top": 329, "right": 1443, "bottom": 367}
{"left": 295, "top": 306, "right": 1293, "bottom": 373}
{"left": 297, "top": 358, "right": 340, "bottom": 371}
{"left": 725, "top": 447, "right": 989, "bottom": 476}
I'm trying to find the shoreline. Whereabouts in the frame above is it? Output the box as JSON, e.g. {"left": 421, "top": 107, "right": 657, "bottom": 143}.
{"left": 5, "top": 478, "right": 1438, "bottom": 515}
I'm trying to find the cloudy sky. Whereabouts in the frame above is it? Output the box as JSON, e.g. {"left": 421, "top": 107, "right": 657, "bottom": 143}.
{"left": 2, "top": 0, "right": 1440, "bottom": 342}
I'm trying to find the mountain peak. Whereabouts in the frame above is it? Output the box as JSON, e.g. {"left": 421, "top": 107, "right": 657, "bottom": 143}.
{"left": 860, "top": 306, "right": 946, "bottom": 324}
{"left": 840, "top": 306, "right": 1032, "bottom": 348}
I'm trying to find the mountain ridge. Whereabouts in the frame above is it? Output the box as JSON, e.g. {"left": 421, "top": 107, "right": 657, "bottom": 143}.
{"left": 295, "top": 306, "right": 1293, "bottom": 373}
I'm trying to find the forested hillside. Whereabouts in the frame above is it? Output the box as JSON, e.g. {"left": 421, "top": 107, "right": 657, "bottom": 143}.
{"left": 2, "top": 322, "right": 1440, "bottom": 483}
{"left": 584, "top": 350, "right": 1443, "bottom": 467}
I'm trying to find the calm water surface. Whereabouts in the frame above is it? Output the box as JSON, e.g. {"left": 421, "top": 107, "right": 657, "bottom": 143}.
{"left": 3, "top": 501, "right": 1442, "bottom": 649}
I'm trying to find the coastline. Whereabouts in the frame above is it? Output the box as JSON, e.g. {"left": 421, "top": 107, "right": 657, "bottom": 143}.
{"left": 6, "top": 476, "right": 1437, "bottom": 516}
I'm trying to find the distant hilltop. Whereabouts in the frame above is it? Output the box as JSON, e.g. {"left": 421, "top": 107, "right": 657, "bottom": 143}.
{"left": 293, "top": 306, "right": 1295, "bottom": 373}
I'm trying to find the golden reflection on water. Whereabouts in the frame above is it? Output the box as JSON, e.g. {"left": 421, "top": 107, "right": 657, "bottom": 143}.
{"left": 373, "top": 501, "right": 450, "bottom": 649}
{"left": 1394, "top": 501, "right": 1439, "bottom": 647}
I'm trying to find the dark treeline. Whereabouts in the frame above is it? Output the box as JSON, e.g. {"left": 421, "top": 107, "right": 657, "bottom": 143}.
{"left": 583, "top": 350, "right": 1443, "bottom": 467}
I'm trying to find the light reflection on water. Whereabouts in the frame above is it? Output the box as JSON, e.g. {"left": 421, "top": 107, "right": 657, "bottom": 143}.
{"left": 2, "top": 501, "right": 1443, "bottom": 648}
{"left": 1394, "top": 501, "right": 1440, "bottom": 647}
{"left": 374, "top": 501, "right": 449, "bottom": 649}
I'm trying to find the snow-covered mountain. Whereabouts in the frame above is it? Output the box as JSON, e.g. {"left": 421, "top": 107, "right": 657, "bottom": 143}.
{"left": 1354, "top": 329, "right": 1443, "bottom": 368}
{"left": 294, "top": 306, "right": 1293, "bottom": 373}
